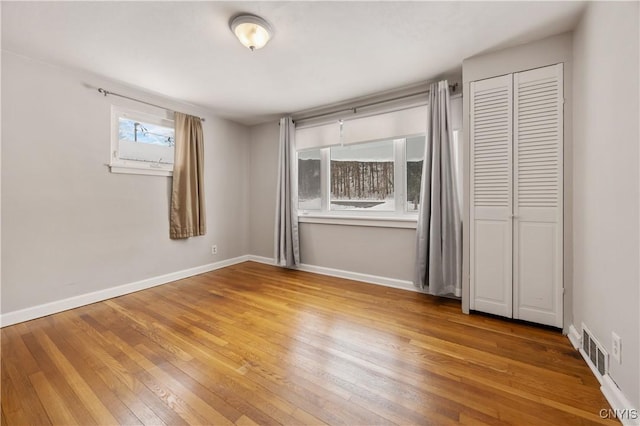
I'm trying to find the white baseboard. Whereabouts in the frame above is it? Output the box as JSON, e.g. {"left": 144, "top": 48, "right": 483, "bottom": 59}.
{"left": 298, "top": 263, "right": 418, "bottom": 292}
{"left": 601, "top": 375, "right": 640, "bottom": 425}
{"left": 2, "top": 254, "right": 417, "bottom": 328}
{"left": 568, "top": 324, "right": 582, "bottom": 349}
{"left": 247, "top": 255, "right": 277, "bottom": 266}
{"left": 569, "top": 323, "right": 639, "bottom": 425}
{"left": 247, "top": 255, "right": 419, "bottom": 293}
{"left": 0, "top": 255, "right": 250, "bottom": 328}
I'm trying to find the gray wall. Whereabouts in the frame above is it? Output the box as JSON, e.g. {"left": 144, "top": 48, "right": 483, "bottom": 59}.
{"left": 299, "top": 223, "right": 415, "bottom": 281}
{"left": 248, "top": 121, "right": 416, "bottom": 282}
{"left": 1, "top": 52, "right": 250, "bottom": 313}
{"left": 248, "top": 122, "right": 279, "bottom": 258}
{"left": 572, "top": 1, "right": 639, "bottom": 409}
{"left": 462, "top": 32, "right": 574, "bottom": 326}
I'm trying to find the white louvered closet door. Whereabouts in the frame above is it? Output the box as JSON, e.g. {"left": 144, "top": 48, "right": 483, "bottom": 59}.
{"left": 513, "top": 64, "right": 563, "bottom": 327}
{"left": 470, "top": 74, "right": 513, "bottom": 317}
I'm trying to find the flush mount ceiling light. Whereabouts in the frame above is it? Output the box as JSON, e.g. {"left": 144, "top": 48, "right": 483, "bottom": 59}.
{"left": 229, "top": 14, "right": 273, "bottom": 51}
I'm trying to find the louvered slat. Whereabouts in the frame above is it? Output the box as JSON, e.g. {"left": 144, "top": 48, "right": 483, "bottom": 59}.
{"left": 472, "top": 80, "right": 512, "bottom": 207}
{"left": 515, "top": 71, "right": 561, "bottom": 208}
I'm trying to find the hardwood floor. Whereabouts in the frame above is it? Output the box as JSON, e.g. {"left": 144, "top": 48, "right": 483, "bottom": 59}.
{"left": 2, "top": 261, "right": 614, "bottom": 425}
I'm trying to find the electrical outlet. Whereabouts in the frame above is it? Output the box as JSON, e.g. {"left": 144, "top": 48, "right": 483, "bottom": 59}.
{"left": 211, "top": 245, "right": 218, "bottom": 255}
{"left": 612, "top": 332, "right": 622, "bottom": 364}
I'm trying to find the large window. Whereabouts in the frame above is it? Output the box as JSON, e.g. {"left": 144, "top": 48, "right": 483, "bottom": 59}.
{"left": 294, "top": 97, "right": 462, "bottom": 222}
{"left": 110, "top": 107, "right": 175, "bottom": 176}
{"left": 297, "top": 136, "right": 426, "bottom": 217}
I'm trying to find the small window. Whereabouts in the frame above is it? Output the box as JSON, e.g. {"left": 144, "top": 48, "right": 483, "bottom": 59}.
{"left": 330, "top": 140, "right": 395, "bottom": 211}
{"left": 110, "top": 107, "right": 175, "bottom": 176}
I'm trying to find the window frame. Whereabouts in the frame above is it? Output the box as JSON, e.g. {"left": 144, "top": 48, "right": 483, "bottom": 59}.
{"left": 297, "top": 135, "right": 425, "bottom": 226}
{"left": 109, "top": 106, "right": 176, "bottom": 177}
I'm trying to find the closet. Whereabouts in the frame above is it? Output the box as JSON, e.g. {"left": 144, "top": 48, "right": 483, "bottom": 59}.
{"left": 470, "top": 63, "right": 563, "bottom": 328}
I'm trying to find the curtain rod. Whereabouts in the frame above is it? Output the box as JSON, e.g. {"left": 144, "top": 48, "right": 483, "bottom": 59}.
{"left": 97, "top": 88, "right": 205, "bottom": 122}
{"left": 295, "top": 82, "right": 459, "bottom": 123}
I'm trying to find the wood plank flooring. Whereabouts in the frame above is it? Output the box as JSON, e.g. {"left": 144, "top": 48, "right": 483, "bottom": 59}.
{"left": 1, "top": 261, "right": 614, "bottom": 425}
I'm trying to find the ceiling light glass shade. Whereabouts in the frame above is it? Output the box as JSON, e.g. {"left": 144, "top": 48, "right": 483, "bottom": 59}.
{"left": 230, "top": 14, "right": 273, "bottom": 51}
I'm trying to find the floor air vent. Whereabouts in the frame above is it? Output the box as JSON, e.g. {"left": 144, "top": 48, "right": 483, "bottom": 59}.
{"left": 582, "top": 324, "right": 608, "bottom": 377}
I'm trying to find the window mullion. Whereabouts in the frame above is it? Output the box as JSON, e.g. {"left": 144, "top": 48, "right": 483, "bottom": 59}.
{"left": 321, "top": 148, "right": 330, "bottom": 213}
{"left": 394, "top": 139, "right": 405, "bottom": 215}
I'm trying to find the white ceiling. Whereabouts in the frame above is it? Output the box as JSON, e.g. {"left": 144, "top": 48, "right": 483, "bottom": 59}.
{"left": 2, "top": 1, "right": 586, "bottom": 126}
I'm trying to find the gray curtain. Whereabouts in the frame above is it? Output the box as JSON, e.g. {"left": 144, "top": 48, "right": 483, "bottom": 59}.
{"left": 274, "top": 117, "right": 300, "bottom": 267}
{"left": 414, "top": 81, "right": 462, "bottom": 296}
{"left": 170, "top": 112, "right": 206, "bottom": 239}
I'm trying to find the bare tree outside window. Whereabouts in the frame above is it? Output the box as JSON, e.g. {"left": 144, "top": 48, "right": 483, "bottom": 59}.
{"left": 330, "top": 140, "right": 395, "bottom": 211}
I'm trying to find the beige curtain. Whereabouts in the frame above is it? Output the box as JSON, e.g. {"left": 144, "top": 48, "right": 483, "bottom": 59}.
{"left": 170, "top": 112, "right": 206, "bottom": 239}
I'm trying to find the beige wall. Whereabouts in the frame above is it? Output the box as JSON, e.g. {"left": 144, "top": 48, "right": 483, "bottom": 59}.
{"left": 462, "top": 32, "right": 574, "bottom": 326}
{"left": 572, "top": 1, "right": 639, "bottom": 410}
{"left": 1, "top": 52, "right": 251, "bottom": 313}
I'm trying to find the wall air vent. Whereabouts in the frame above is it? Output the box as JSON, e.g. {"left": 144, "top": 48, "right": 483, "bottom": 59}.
{"left": 581, "top": 324, "right": 608, "bottom": 378}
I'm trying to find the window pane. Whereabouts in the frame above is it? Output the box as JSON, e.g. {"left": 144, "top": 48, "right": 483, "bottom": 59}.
{"left": 330, "top": 140, "right": 394, "bottom": 211}
{"left": 298, "top": 149, "right": 321, "bottom": 210}
{"left": 118, "top": 118, "right": 175, "bottom": 146}
{"left": 406, "top": 136, "right": 426, "bottom": 212}
{"left": 118, "top": 118, "right": 175, "bottom": 164}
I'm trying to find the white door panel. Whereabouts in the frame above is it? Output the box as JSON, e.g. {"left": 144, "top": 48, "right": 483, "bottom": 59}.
{"left": 515, "top": 220, "right": 560, "bottom": 322}
{"left": 473, "top": 219, "right": 512, "bottom": 317}
{"left": 470, "top": 74, "right": 513, "bottom": 317}
{"left": 513, "top": 64, "right": 563, "bottom": 327}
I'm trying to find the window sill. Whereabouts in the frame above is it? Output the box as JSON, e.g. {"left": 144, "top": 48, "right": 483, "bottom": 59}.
{"left": 109, "top": 164, "right": 173, "bottom": 177}
{"left": 298, "top": 214, "right": 418, "bottom": 229}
